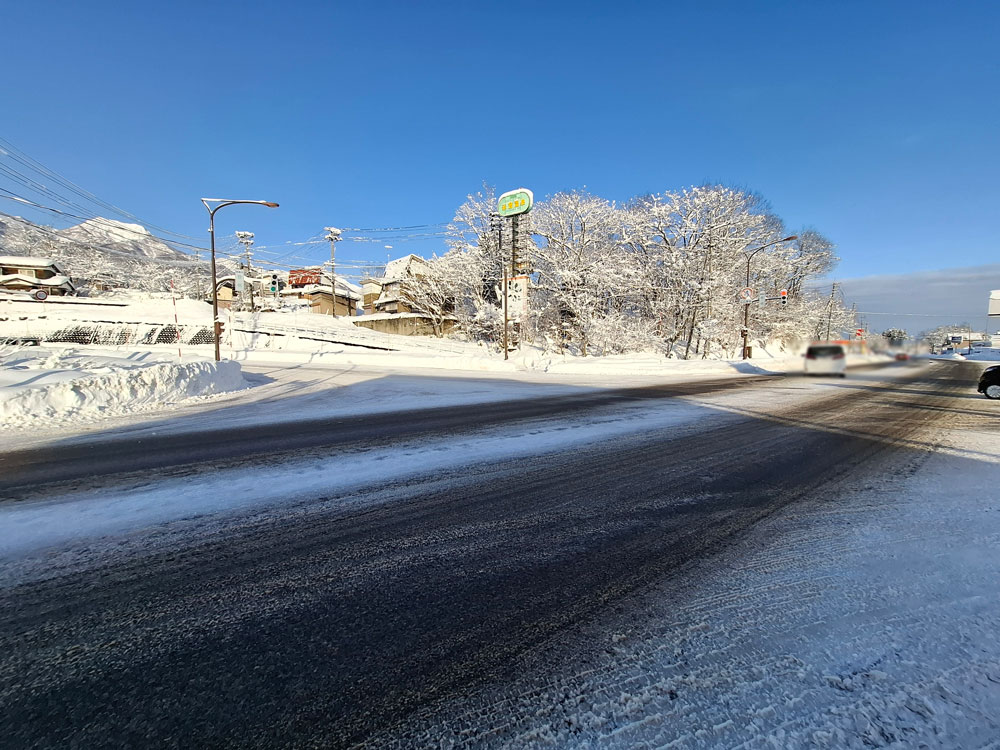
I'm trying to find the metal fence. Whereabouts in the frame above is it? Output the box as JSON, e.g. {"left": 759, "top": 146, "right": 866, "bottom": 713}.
{"left": 0, "top": 318, "right": 214, "bottom": 347}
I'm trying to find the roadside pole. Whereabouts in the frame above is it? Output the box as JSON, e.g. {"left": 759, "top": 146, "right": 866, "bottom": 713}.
{"left": 497, "top": 188, "right": 533, "bottom": 361}
{"left": 502, "top": 265, "right": 509, "bottom": 360}
{"left": 235, "top": 231, "right": 255, "bottom": 312}
{"left": 170, "top": 279, "right": 182, "bottom": 361}
{"left": 825, "top": 282, "right": 838, "bottom": 342}
{"left": 325, "top": 227, "right": 342, "bottom": 316}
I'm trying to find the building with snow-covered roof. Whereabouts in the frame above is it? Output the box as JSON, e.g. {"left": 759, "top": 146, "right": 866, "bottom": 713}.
{"left": 0, "top": 256, "right": 76, "bottom": 297}
{"left": 372, "top": 254, "right": 429, "bottom": 314}
{"left": 281, "top": 272, "right": 362, "bottom": 316}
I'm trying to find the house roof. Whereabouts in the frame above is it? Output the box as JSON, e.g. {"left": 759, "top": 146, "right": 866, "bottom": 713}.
{"left": 0, "top": 255, "right": 62, "bottom": 269}
{"left": 285, "top": 283, "right": 362, "bottom": 301}
{"left": 382, "top": 254, "right": 428, "bottom": 283}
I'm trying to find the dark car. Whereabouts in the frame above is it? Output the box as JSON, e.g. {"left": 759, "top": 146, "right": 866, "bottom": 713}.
{"left": 978, "top": 365, "right": 1000, "bottom": 399}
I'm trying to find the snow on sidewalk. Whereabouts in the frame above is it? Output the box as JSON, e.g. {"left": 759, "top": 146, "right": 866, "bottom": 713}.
{"left": 0, "top": 347, "right": 247, "bottom": 427}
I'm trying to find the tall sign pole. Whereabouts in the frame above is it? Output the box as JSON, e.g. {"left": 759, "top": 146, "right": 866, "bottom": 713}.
{"left": 497, "top": 188, "right": 533, "bottom": 361}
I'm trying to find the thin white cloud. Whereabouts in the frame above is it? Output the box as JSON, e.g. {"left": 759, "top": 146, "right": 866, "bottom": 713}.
{"left": 811, "top": 263, "right": 1000, "bottom": 335}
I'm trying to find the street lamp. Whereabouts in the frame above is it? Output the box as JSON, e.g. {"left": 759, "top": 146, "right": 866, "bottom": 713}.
{"left": 200, "top": 199, "right": 279, "bottom": 361}
{"left": 741, "top": 235, "right": 797, "bottom": 360}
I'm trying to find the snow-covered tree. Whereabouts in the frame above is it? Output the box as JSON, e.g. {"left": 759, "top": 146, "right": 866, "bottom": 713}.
{"left": 530, "top": 190, "right": 641, "bottom": 355}
{"left": 398, "top": 252, "right": 463, "bottom": 337}
{"left": 435, "top": 182, "right": 843, "bottom": 359}
{"left": 881, "top": 327, "right": 908, "bottom": 344}
{"left": 442, "top": 187, "right": 507, "bottom": 345}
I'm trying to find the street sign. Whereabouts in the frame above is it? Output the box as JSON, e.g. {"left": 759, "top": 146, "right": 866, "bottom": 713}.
{"left": 235, "top": 271, "right": 245, "bottom": 294}
{"left": 739, "top": 287, "right": 755, "bottom": 304}
{"left": 950, "top": 335, "right": 963, "bottom": 343}
{"left": 498, "top": 188, "right": 533, "bottom": 217}
{"left": 856, "top": 328, "right": 864, "bottom": 337}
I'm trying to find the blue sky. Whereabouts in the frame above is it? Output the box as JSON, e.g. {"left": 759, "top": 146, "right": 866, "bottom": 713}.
{"left": 1, "top": 0, "right": 998, "bottom": 288}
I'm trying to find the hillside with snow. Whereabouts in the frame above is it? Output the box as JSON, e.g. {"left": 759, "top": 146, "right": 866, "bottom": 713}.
{"left": 0, "top": 214, "right": 214, "bottom": 295}
{"left": 57, "top": 218, "right": 192, "bottom": 262}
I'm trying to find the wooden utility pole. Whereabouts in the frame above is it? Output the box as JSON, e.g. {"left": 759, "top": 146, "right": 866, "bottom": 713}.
{"left": 825, "top": 282, "right": 838, "bottom": 341}
{"left": 235, "top": 231, "right": 255, "bottom": 311}
{"left": 325, "top": 227, "right": 342, "bottom": 316}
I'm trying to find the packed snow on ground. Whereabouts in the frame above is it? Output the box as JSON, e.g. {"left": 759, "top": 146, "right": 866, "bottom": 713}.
{"left": 0, "top": 292, "right": 893, "bottom": 444}
{"left": 0, "top": 394, "right": 724, "bottom": 561}
{"left": 0, "top": 347, "right": 247, "bottom": 427}
{"left": 372, "top": 383, "right": 1000, "bottom": 749}
{"left": 956, "top": 347, "right": 1000, "bottom": 362}
{"left": 0, "top": 291, "right": 886, "bottom": 378}
{"left": 0, "top": 366, "right": 919, "bottom": 565}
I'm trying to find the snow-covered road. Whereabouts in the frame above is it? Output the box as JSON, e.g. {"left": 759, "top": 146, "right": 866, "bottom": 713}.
{"left": 1, "top": 359, "right": 997, "bottom": 749}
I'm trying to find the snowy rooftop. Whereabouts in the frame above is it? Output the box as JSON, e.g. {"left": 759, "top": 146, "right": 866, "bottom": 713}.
{"left": 382, "top": 254, "right": 428, "bottom": 283}
{"left": 0, "top": 256, "right": 60, "bottom": 268}
{"left": 284, "top": 283, "right": 362, "bottom": 301}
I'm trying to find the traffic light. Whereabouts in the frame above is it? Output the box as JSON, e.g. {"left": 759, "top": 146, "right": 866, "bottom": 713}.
{"left": 779, "top": 289, "right": 788, "bottom": 305}
{"left": 269, "top": 274, "right": 279, "bottom": 293}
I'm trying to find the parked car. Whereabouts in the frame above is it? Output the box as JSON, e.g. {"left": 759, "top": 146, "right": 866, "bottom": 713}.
{"left": 804, "top": 343, "right": 847, "bottom": 377}
{"left": 978, "top": 365, "right": 1000, "bottom": 399}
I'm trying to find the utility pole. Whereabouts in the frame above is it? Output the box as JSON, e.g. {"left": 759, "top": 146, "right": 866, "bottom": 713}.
{"left": 325, "top": 227, "right": 342, "bottom": 316}
{"left": 489, "top": 212, "right": 507, "bottom": 360}
{"left": 825, "top": 282, "right": 838, "bottom": 342}
{"left": 195, "top": 250, "right": 203, "bottom": 301}
{"left": 235, "top": 231, "right": 255, "bottom": 311}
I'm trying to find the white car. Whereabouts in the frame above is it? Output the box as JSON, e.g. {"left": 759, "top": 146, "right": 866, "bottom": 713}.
{"left": 804, "top": 343, "right": 847, "bottom": 377}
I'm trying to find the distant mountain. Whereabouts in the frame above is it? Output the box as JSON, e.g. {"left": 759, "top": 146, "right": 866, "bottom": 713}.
{"left": 58, "top": 218, "right": 192, "bottom": 262}
{"left": 0, "top": 214, "right": 219, "bottom": 296}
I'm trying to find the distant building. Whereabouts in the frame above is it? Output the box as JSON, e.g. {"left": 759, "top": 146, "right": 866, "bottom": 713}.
{"left": 361, "top": 277, "right": 383, "bottom": 315}
{"left": 0, "top": 256, "right": 76, "bottom": 297}
{"left": 372, "top": 254, "right": 429, "bottom": 314}
{"left": 281, "top": 272, "right": 362, "bottom": 316}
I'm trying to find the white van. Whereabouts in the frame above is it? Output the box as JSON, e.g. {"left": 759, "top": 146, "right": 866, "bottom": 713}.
{"left": 804, "top": 343, "right": 847, "bottom": 377}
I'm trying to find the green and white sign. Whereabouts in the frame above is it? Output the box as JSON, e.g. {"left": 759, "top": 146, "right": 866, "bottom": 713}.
{"left": 498, "top": 188, "right": 533, "bottom": 217}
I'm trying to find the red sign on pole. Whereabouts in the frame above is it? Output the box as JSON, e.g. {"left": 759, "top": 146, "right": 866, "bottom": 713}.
{"left": 289, "top": 268, "right": 322, "bottom": 286}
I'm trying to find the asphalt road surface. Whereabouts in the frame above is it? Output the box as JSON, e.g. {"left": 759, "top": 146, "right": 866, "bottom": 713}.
{"left": 0, "top": 361, "right": 980, "bottom": 748}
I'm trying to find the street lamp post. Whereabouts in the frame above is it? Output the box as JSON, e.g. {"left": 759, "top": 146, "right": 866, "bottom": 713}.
{"left": 741, "top": 235, "right": 797, "bottom": 360}
{"left": 201, "top": 199, "right": 279, "bottom": 361}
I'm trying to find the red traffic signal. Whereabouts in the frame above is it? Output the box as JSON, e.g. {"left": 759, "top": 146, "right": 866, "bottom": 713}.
{"left": 779, "top": 289, "right": 788, "bottom": 305}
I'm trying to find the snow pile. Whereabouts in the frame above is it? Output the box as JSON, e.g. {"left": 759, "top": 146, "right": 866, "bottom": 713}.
{"left": 0, "top": 347, "right": 247, "bottom": 427}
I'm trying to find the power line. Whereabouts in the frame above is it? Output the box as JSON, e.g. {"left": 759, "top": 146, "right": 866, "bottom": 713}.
{"left": 340, "top": 222, "right": 448, "bottom": 232}
{"left": 0, "top": 189, "right": 209, "bottom": 253}
{"left": 0, "top": 209, "right": 204, "bottom": 267}
{"left": 0, "top": 136, "right": 205, "bottom": 242}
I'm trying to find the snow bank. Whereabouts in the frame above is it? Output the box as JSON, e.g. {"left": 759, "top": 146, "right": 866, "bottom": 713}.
{"left": 0, "top": 347, "right": 247, "bottom": 427}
